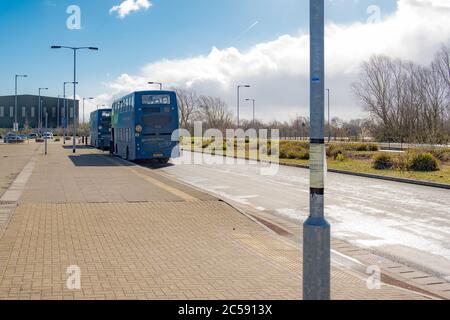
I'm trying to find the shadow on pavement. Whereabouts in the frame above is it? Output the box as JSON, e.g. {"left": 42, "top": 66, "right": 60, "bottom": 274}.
{"left": 68, "top": 154, "right": 134, "bottom": 167}
{"left": 136, "top": 160, "right": 175, "bottom": 170}
{"left": 62, "top": 145, "right": 94, "bottom": 150}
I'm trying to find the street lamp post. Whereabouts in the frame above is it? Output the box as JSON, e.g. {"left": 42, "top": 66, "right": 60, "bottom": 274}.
{"left": 38, "top": 87, "right": 48, "bottom": 133}
{"left": 82, "top": 97, "right": 94, "bottom": 124}
{"left": 148, "top": 82, "right": 163, "bottom": 90}
{"left": 326, "top": 88, "right": 331, "bottom": 142}
{"left": 245, "top": 98, "right": 256, "bottom": 127}
{"left": 237, "top": 85, "right": 250, "bottom": 127}
{"left": 63, "top": 81, "right": 78, "bottom": 144}
{"left": 303, "top": 0, "right": 330, "bottom": 300}
{"left": 51, "top": 46, "right": 98, "bottom": 154}
{"left": 14, "top": 75, "right": 28, "bottom": 132}
{"left": 57, "top": 95, "right": 61, "bottom": 129}
{"left": 45, "top": 112, "right": 48, "bottom": 155}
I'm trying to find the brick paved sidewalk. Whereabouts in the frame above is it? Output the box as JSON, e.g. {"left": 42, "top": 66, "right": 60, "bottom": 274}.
{"left": 0, "top": 143, "right": 430, "bottom": 300}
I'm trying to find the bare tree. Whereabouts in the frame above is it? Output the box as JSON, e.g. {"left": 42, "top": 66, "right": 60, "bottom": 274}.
{"left": 353, "top": 47, "right": 450, "bottom": 144}
{"left": 175, "top": 88, "right": 199, "bottom": 131}
{"left": 197, "top": 95, "right": 234, "bottom": 131}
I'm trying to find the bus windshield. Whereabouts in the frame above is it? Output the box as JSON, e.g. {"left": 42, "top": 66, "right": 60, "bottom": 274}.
{"left": 142, "top": 95, "right": 171, "bottom": 105}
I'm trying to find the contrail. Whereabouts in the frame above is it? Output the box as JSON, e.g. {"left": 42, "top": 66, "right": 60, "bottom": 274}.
{"left": 232, "top": 21, "right": 259, "bottom": 44}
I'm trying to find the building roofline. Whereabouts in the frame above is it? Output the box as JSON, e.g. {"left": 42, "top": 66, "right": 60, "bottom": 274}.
{"left": 0, "top": 94, "right": 79, "bottom": 101}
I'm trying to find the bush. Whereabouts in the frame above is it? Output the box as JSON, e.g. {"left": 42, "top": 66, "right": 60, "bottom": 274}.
{"left": 335, "top": 153, "right": 345, "bottom": 162}
{"left": 280, "top": 140, "right": 309, "bottom": 150}
{"left": 279, "top": 140, "right": 309, "bottom": 160}
{"left": 366, "top": 143, "right": 380, "bottom": 152}
{"left": 412, "top": 148, "right": 450, "bottom": 163}
{"left": 373, "top": 153, "right": 394, "bottom": 170}
{"left": 327, "top": 144, "right": 344, "bottom": 159}
{"left": 393, "top": 153, "right": 409, "bottom": 171}
{"left": 286, "top": 150, "right": 310, "bottom": 160}
{"left": 408, "top": 152, "right": 440, "bottom": 172}
{"left": 202, "top": 139, "right": 213, "bottom": 149}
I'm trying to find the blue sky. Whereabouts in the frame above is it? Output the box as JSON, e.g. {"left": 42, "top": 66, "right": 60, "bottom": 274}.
{"left": 0, "top": 0, "right": 396, "bottom": 96}
{"left": 2, "top": 0, "right": 445, "bottom": 121}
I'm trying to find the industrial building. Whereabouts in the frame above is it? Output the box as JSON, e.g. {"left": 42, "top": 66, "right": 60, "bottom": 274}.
{"left": 0, "top": 95, "right": 79, "bottom": 130}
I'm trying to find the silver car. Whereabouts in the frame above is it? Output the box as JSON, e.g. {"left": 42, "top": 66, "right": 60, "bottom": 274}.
{"left": 3, "top": 133, "right": 25, "bottom": 143}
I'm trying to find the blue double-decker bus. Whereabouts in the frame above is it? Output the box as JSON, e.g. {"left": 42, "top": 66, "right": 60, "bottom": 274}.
{"left": 111, "top": 90, "right": 180, "bottom": 162}
{"left": 89, "top": 108, "right": 112, "bottom": 150}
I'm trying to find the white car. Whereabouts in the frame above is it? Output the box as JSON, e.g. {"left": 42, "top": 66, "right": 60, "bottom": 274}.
{"left": 43, "top": 132, "right": 54, "bottom": 140}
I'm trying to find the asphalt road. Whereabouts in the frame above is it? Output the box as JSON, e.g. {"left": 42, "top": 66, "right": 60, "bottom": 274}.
{"left": 162, "top": 151, "right": 450, "bottom": 280}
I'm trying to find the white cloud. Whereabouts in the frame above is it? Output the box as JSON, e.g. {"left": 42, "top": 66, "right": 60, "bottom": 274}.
{"left": 110, "top": 0, "right": 152, "bottom": 19}
{"left": 101, "top": 0, "right": 450, "bottom": 121}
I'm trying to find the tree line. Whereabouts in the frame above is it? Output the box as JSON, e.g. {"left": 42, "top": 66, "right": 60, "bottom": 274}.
{"left": 353, "top": 46, "right": 450, "bottom": 144}
{"left": 175, "top": 45, "right": 449, "bottom": 143}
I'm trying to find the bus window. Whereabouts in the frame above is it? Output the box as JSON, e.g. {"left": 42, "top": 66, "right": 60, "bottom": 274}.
{"left": 142, "top": 95, "right": 171, "bottom": 105}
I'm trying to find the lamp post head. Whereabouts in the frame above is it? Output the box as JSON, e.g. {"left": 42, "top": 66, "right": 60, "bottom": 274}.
{"left": 88, "top": 47, "right": 99, "bottom": 51}
{"left": 51, "top": 46, "right": 62, "bottom": 49}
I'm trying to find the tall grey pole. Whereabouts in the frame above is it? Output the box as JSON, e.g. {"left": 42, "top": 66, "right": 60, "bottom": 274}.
{"left": 73, "top": 49, "right": 77, "bottom": 154}
{"left": 83, "top": 98, "right": 85, "bottom": 125}
{"left": 40, "top": 100, "right": 43, "bottom": 132}
{"left": 237, "top": 85, "right": 250, "bottom": 127}
{"left": 57, "top": 96, "right": 60, "bottom": 129}
{"left": 246, "top": 98, "right": 256, "bottom": 127}
{"left": 63, "top": 84, "right": 66, "bottom": 144}
{"left": 303, "top": 0, "right": 330, "bottom": 300}
{"left": 38, "top": 91, "right": 41, "bottom": 131}
{"left": 45, "top": 112, "right": 48, "bottom": 155}
{"left": 14, "top": 76, "right": 17, "bottom": 132}
{"left": 51, "top": 46, "right": 98, "bottom": 149}
{"left": 148, "top": 82, "right": 162, "bottom": 90}
{"left": 63, "top": 81, "right": 74, "bottom": 145}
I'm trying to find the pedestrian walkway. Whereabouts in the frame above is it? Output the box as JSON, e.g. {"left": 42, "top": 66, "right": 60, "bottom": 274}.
{"left": 0, "top": 143, "right": 430, "bottom": 299}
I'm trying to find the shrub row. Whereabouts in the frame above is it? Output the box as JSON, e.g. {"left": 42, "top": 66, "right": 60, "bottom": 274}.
{"left": 373, "top": 152, "right": 440, "bottom": 172}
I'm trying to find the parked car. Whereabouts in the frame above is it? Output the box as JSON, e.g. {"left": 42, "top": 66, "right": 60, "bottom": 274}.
{"left": 43, "top": 132, "right": 54, "bottom": 140}
{"left": 28, "top": 133, "right": 38, "bottom": 139}
{"left": 3, "top": 133, "right": 25, "bottom": 143}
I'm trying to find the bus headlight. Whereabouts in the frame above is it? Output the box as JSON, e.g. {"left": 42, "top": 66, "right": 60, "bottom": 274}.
{"left": 135, "top": 125, "right": 143, "bottom": 133}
